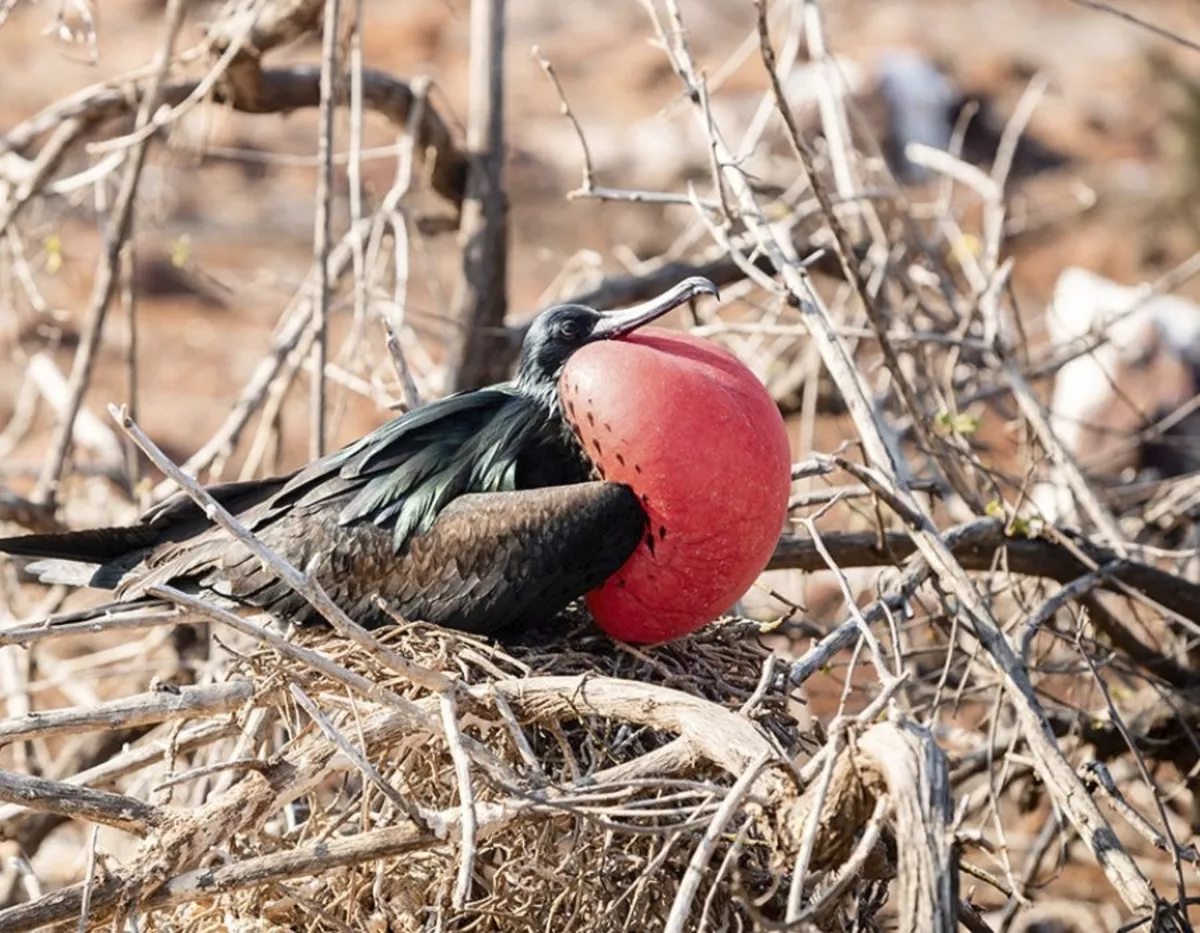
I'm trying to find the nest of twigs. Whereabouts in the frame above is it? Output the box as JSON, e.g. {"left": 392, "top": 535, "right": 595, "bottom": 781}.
{"left": 0, "top": 609, "right": 956, "bottom": 933}
{"left": 223, "top": 619, "right": 807, "bottom": 932}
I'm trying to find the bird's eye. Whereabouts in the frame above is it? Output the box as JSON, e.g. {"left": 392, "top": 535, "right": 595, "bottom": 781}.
{"left": 557, "top": 320, "right": 580, "bottom": 340}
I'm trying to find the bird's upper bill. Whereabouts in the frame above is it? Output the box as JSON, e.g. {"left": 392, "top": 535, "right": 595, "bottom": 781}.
{"left": 590, "top": 276, "right": 719, "bottom": 340}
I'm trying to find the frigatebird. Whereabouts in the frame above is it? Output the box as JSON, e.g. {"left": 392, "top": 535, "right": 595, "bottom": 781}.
{"left": 1, "top": 276, "right": 786, "bottom": 642}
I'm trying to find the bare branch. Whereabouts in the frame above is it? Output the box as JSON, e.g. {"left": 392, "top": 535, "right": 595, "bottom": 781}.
{"left": 445, "top": 0, "right": 510, "bottom": 392}
{"left": 33, "top": 0, "right": 187, "bottom": 507}
{"left": 0, "top": 681, "right": 254, "bottom": 746}
{"left": 0, "top": 770, "right": 162, "bottom": 836}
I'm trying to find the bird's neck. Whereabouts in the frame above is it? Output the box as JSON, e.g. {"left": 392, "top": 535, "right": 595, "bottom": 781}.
{"left": 511, "top": 378, "right": 597, "bottom": 489}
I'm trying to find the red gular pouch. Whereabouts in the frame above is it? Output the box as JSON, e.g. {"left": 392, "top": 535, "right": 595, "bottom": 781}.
{"left": 559, "top": 328, "right": 792, "bottom": 643}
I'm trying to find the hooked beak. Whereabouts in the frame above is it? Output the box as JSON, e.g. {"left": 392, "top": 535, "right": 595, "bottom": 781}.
{"left": 590, "top": 276, "right": 719, "bottom": 340}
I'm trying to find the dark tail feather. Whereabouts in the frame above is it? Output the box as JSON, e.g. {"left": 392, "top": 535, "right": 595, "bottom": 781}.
{"left": 0, "top": 525, "right": 161, "bottom": 563}
{"left": 0, "top": 476, "right": 291, "bottom": 566}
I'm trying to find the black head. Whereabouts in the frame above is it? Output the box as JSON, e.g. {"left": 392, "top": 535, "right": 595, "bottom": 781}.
{"left": 516, "top": 276, "right": 718, "bottom": 393}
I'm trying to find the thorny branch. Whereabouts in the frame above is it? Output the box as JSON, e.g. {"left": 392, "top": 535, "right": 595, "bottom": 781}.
{"left": 2, "top": 0, "right": 1200, "bottom": 929}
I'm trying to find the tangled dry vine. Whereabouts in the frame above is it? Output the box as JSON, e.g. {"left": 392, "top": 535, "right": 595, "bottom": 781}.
{"left": 1, "top": 0, "right": 1199, "bottom": 930}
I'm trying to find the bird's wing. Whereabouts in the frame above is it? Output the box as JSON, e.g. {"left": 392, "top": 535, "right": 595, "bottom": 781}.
{"left": 248, "top": 386, "right": 544, "bottom": 550}
{"left": 0, "top": 388, "right": 538, "bottom": 593}
{"left": 387, "top": 481, "right": 647, "bottom": 634}
{"left": 118, "top": 481, "right": 646, "bottom": 636}
{"left": 128, "top": 386, "right": 545, "bottom": 592}
{"left": 141, "top": 477, "right": 290, "bottom": 529}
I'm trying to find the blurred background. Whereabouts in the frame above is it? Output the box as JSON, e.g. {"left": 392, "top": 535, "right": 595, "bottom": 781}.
{"left": 2, "top": 0, "right": 1199, "bottom": 493}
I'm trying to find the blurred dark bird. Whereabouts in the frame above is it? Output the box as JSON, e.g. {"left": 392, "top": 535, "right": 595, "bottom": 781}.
{"left": 876, "top": 50, "right": 1069, "bottom": 183}
{"left": 0, "top": 277, "right": 788, "bottom": 642}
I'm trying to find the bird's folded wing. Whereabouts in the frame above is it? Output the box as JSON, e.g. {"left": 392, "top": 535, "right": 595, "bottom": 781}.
{"left": 251, "top": 387, "right": 542, "bottom": 551}
{"left": 387, "top": 481, "right": 647, "bottom": 633}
